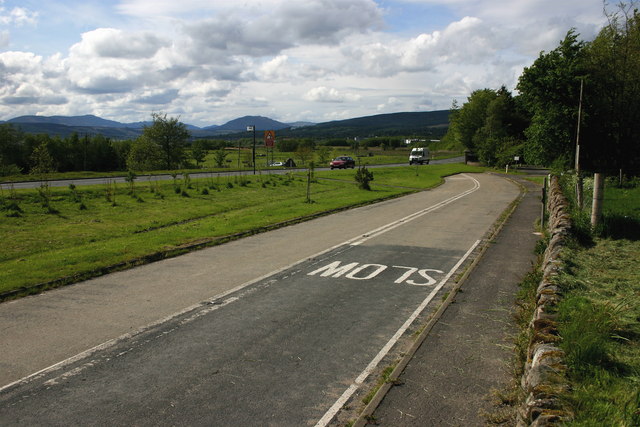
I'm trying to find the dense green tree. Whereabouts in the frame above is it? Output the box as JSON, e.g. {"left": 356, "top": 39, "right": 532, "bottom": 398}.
{"left": 443, "top": 88, "right": 526, "bottom": 166}
{"left": 581, "top": 3, "right": 640, "bottom": 172}
{"left": 126, "top": 136, "right": 165, "bottom": 172}
{"left": 474, "top": 87, "right": 528, "bottom": 165}
{"left": 142, "top": 113, "right": 190, "bottom": 169}
{"left": 277, "top": 139, "right": 299, "bottom": 152}
{"left": 451, "top": 89, "right": 498, "bottom": 152}
{"left": 516, "top": 30, "right": 586, "bottom": 168}
{"left": 0, "top": 124, "right": 26, "bottom": 172}
{"left": 110, "top": 139, "right": 133, "bottom": 171}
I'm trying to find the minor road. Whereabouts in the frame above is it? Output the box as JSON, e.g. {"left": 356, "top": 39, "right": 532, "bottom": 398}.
{"left": 0, "top": 156, "right": 464, "bottom": 189}
{"left": 0, "top": 173, "right": 519, "bottom": 425}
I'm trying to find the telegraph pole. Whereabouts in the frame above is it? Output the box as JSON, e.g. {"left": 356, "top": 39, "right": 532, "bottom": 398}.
{"left": 575, "top": 78, "right": 584, "bottom": 209}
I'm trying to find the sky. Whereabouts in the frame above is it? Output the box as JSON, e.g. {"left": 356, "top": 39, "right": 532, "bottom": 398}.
{"left": 0, "top": 0, "right": 609, "bottom": 127}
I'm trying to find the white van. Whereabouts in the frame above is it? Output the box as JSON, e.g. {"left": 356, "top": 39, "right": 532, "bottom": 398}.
{"left": 409, "top": 147, "right": 430, "bottom": 165}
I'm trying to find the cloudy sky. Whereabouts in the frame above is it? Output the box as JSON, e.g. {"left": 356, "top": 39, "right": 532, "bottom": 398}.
{"left": 1, "top": 0, "right": 608, "bottom": 127}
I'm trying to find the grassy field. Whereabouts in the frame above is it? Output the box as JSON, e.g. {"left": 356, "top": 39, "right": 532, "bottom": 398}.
{"left": 0, "top": 147, "right": 462, "bottom": 183}
{"left": 0, "top": 163, "right": 482, "bottom": 298}
{"left": 554, "top": 178, "right": 640, "bottom": 425}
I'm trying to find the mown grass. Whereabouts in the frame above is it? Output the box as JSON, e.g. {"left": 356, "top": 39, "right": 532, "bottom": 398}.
{"left": 0, "top": 164, "right": 482, "bottom": 297}
{"left": 554, "top": 177, "right": 640, "bottom": 426}
{"left": 0, "top": 148, "right": 462, "bottom": 183}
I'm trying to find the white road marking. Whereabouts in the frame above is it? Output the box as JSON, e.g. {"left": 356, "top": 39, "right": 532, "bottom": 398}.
{"left": 314, "top": 239, "right": 482, "bottom": 427}
{"left": 350, "top": 174, "right": 480, "bottom": 245}
{"left": 0, "top": 174, "right": 481, "bottom": 394}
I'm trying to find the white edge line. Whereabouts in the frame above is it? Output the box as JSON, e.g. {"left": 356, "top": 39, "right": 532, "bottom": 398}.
{"left": 0, "top": 174, "right": 480, "bottom": 393}
{"left": 314, "top": 239, "right": 482, "bottom": 427}
{"left": 351, "top": 174, "right": 480, "bottom": 245}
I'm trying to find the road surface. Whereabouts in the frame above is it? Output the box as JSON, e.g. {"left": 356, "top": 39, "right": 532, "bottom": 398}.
{"left": 0, "top": 172, "right": 519, "bottom": 426}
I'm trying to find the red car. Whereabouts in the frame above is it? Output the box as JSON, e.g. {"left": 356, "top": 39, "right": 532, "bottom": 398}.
{"left": 330, "top": 156, "right": 356, "bottom": 169}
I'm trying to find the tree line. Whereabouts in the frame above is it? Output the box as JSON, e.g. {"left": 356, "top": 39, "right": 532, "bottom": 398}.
{"left": 442, "top": 3, "right": 640, "bottom": 174}
{"left": 0, "top": 111, "right": 415, "bottom": 177}
{"left": 0, "top": 113, "right": 230, "bottom": 176}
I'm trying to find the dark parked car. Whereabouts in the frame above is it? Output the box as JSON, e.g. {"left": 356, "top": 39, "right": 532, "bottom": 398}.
{"left": 330, "top": 156, "right": 355, "bottom": 169}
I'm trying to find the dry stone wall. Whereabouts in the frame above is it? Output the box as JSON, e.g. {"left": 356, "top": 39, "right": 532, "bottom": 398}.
{"left": 517, "top": 175, "right": 571, "bottom": 426}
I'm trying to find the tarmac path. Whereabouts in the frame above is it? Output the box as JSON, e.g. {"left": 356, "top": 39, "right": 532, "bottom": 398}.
{"left": 0, "top": 172, "right": 520, "bottom": 425}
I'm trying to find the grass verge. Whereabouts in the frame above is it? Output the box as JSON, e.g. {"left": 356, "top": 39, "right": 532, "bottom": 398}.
{"left": 555, "top": 238, "right": 640, "bottom": 426}
{"left": 545, "top": 176, "right": 640, "bottom": 425}
{"left": 0, "top": 164, "right": 483, "bottom": 299}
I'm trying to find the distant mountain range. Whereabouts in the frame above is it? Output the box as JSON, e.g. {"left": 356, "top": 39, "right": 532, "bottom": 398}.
{"left": 0, "top": 111, "right": 450, "bottom": 139}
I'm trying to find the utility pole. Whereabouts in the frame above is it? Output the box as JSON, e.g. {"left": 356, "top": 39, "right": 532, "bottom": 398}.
{"left": 575, "top": 78, "right": 584, "bottom": 209}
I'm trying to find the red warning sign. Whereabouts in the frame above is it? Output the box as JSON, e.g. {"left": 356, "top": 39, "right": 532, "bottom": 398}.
{"left": 264, "top": 130, "right": 275, "bottom": 147}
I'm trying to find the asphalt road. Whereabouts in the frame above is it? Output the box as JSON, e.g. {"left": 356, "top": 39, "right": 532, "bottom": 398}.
{"left": 0, "top": 172, "right": 519, "bottom": 426}
{"left": 0, "top": 156, "right": 464, "bottom": 190}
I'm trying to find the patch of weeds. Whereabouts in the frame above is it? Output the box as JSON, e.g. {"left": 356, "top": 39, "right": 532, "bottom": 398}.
{"left": 226, "top": 182, "right": 234, "bottom": 189}
{"left": 201, "top": 188, "right": 209, "bottom": 195}
{"left": 482, "top": 386, "right": 519, "bottom": 425}
{"left": 174, "top": 186, "right": 181, "bottom": 194}
{"left": 181, "top": 190, "right": 190, "bottom": 197}
{"left": 513, "top": 269, "right": 542, "bottom": 371}
{"left": 362, "top": 364, "right": 396, "bottom": 405}
{"left": 1, "top": 195, "right": 23, "bottom": 216}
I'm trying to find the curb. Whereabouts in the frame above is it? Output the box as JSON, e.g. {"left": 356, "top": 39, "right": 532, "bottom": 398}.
{"left": 351, "top": 175, "right": 530, "bottom": 426}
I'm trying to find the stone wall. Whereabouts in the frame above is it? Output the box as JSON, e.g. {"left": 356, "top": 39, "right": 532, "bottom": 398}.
{"left": 517, "top": 175, "right": 571, "bottom": 426}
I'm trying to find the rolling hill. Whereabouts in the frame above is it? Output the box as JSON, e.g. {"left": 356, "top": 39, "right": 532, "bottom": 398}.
{"left": 1, "top": 110, "right": 450, "bottom": 140}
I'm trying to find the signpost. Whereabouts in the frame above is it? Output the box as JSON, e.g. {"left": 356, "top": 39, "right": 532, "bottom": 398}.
{"left": 264, "top": 130, "right": 275, "bottom": 166}
{"left": 247, "top": 126, "right": 256, "bottom": 174}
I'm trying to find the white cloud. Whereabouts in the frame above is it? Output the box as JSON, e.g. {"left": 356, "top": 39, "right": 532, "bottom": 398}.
{"left": 304, "top": 86, "right": 362, "bottom": 103}
{"left": 72, "top": 28, "right": 168, "bottom": 59}
{"left": 0, "top": 4, "right": 38, "bottom": 26}
{"left": 0, "top": 0, "right": 612, "bottom": 125}
{"left": 341, "top": 16, "right": 497, "bottom": 77}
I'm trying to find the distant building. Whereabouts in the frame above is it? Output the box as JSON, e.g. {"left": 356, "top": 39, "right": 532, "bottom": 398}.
{"left": 405, "top": 138, "right": 427, "bottom": 145}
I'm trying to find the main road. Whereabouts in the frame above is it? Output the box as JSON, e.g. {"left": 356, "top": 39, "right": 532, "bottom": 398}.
{"left": 0, "top": 156, "right": 464, "bottom": 190}
{"left": 0, "top": 172, "right": 520, "bottom": 425}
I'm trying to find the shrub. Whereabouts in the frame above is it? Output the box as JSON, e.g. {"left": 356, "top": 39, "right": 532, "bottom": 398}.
{"left": 355, "top": 165, "right": 374, "bottom": 190}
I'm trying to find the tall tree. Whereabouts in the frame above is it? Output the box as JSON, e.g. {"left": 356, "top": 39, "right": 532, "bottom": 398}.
{"left": 516, "top": 30, "right": 586, "bottom": 168}
{"left": 127, "top": 136, "right": 165, "bottom": 172}
{"left": 0, "top": 124, "right": 25, "bottom": 171}
{"left": 142, "top": 113, "right": 190, "bottom": 170}
{"left": 447, "top": 89, "right": 497, "bottom": 152}
{"left": 581, "top": 2, "right": 640, "bottom": 172}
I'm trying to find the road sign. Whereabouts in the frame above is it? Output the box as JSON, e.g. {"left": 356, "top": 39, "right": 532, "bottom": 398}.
{"left": 264, "top": 130, "right": 275, "bottom": 147}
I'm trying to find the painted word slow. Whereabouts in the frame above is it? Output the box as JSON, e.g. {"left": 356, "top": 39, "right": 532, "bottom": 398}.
{"left": 307, "top": 261, "right": 444, "bottom": 286}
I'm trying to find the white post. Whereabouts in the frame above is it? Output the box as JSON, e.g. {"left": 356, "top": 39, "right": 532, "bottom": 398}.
{"left": 591, "top": 173, "right": 604, "bottom": 229}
